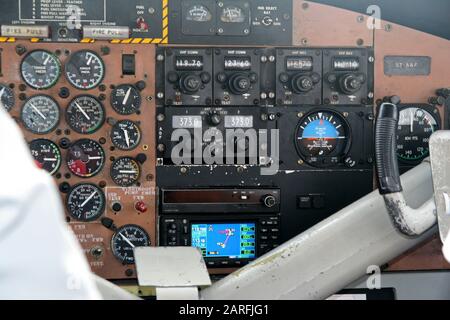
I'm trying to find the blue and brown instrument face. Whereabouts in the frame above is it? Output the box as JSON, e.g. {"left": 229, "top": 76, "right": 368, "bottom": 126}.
{"left": 296, "top": 111, "right": 349, "bottom": 160}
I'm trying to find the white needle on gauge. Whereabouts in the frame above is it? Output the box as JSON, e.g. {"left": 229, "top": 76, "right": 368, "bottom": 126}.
{"left": 30, "top": 103, "right": 46, "bottom": 119}
{"left": 43, "top": 55, "right": 50, "bottom": 65}
{"left": 410, "top": 111, "right": 414, "bottom": 133}
{"left": 87, "top": 55, "right": 93, "bottom": 66}
{"left": 43, "top": 158, "right": 57, "bottom": 162}
{"left": 81, "top": 191, "right": 96, "bottom": 208}
{"left": 119, "top": 170, "right": 137, "bottom": 174}
{"left": 75, "top": 101, "right": 90, "bottom": 120}
{"left": 88, "top": 156, "right": 102, "bottom": 160}
{"left": 123, "top": 129, "right": 131, "bottom": 147}
{"left": 122, "top": 88, "right": 131, "bottom": 105}
{"left": 119, "top": 233, "right": 135, "bottom": 248}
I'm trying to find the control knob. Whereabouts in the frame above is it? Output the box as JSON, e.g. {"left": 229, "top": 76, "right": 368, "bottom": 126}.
{"left": 338, "top": 74, "right": 364, "bottom": 95}
{"left": 262, "top": 195, "right": 277, "bottom": 208}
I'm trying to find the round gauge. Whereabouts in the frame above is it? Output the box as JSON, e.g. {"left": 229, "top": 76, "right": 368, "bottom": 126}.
{"left": 111, "top": 224, "right": 150, "bottom": 264}
{"left": 67, "top": 139, "right": 105, "bottom": 178}
{"left": 0, "top": 84, "right": 15, "bottom": 112}
{"left": 397, "top": 107, "right": 439, "bottom": 162}
{"left": 21, "top": 95, "right": 60, "bottom": 134}
{"left": 67, "top": 184, "right": 105, "bottom": 222}
{"left": 186, "top": 5, "right": 213, "bottom": 22}
{"left": 220, "top": 6, "right": 246, "bottom": 23}
{"left": 110, "top": 120, "right": 141, "bottom": 151}
{"left": 295, "top": 111, "right": 350, "bottom": 166}
{"left": 21, "top": 50, "right": 61, "bottom": 90}
{"left": 29, "top": 139, "right": 62, "bottom": 175}
{"left": 110, "top": 84, "right": 141, "bottom": 115}
{"left": 111, "top": 157, "right": 141, "bottom": 187}
{"left": 66, "top": 95, "right": 105, "bottom": 134}
{"left": 65, "top": 50, "right": 105, "bottom": 90}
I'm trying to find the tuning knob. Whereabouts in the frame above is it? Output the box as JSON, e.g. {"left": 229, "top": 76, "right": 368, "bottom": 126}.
{"left": 291, "top": 74, "right": 314, "bottom": 93}
{"left": 338, "top": 74, "right": 364, "bottom": 94}
{"left": 228, "top": 73, "right": 252, "bottom": 95}
{"left": 179, "top": 74, "right": 201, "bottom": 94}
{"left": 262, "top": 195, "right": 277, "bottom": 208}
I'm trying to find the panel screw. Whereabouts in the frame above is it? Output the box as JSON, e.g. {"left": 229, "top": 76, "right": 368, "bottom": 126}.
{"left": 297, "top": 159, "right": 304, "bottom": 165}
{"left": 385, "top": 24, "right": 393, "bottom": 32}
{"left": 148, "top": 7, "right": 155, "bottom": 14}
{"left": 157, "top": 92, "right": 164, "bottom": 99}
{"left": 180, "top": 167, "right": 187, "bottom": 174}
{"left": 368, "top": 92, "right": 374, "bottom": 99}
{"left": 357, "top": 15, "right": 365, "bottom": 23}
{"left": 156, "top": 54, "right": 164, "bottom": 61}
{"left": 302, "top": 2, "right": 309, "bottom": 9}
{"left": 343, "top": 112, "right": 349, "bottom": 117}
{"left": 297, "top": 112, "right": 304, "bottom": 118}
{"left": 301, "top": 38, "right": 308, "bottom": 46}
{"left": 368, "top": 56, "right": 375, "bottom": 63}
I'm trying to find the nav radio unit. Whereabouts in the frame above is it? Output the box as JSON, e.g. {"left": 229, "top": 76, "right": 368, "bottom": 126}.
{"left": 159, "top": 188, "right": 281, "bottom": 268}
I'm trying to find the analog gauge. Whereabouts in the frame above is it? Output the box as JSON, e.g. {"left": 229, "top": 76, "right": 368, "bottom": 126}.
{"left": 111, "top": 224, "right": 150, "bottom": 264}
{"left": 110, "top": 120, "right": 141, "bottom": 151}
{"left": 0, "top": 84, "right": 15, "bottom": 112}
{"left": 397, "top": 106, "right": 439, "bottom": 162}
{"left": 20, "top": 50, "right": 61, "bottom": 90}
{"left": 67, "top": 139, "right": 105, "bottom": 178}
{"left": 295, "top": 110, "right": 350, "bottom": 166}
{"left": 65, "top": 50, "right": 105, "bottom": 90}
{"left": 21, "top": 95, "right": 60, "bottom": 134}
{"left": 111, "top": 84, "right": 141, "bottom": 115}
{"left": 67, "top": 184, "right": 105, "bottom": 222}
{"left": 186, "top": 5, "right": 212, "bottom": 22}
{"left": 29, "top": 139, "right": 61, "bottom": 175}
{"left": 66, "top": 95, "right": 105, "bottom": 134}
{"left": 220, "top": 6, "right": 246, "bottom": 23}
{"left": 110, "top": 157, "right": 141, "bottom": 187}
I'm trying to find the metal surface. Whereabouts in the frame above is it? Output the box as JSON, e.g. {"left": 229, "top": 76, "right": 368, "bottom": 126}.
{"left": 201, "top": 161, "right": 436, "bottom": 300}
{"left": 134, "top": 247, "right": 211, "bottom": 287}
{"left": 430, "top": 131, "right": 450, "bottom": 242}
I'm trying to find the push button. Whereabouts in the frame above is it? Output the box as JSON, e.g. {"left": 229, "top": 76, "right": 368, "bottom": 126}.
{"left": 297, "top": 196, "right": 312, "bottom": 209}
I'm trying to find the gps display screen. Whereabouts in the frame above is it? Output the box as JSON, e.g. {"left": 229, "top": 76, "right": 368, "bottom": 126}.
{"left": 191, "top": 222, "right": 256, "bottom": 259}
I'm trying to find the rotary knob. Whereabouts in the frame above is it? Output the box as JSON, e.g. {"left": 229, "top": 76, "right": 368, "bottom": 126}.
{"left": 339, "top": 74, "right": 364, "bottom": 95}
{"left": 262, "top": 195, "right": 277, "bottom": 208}
{"left": 228, "top": 73, "right": 252, "bottom": 95}
{"left": 179, "top": 74, "right": 201, "bottom": 94}
{"left": 208, "top": 112, "right": 221, "bottom": 126}
{"left": 292, "top": 75, "right": 314, "bottom": 94}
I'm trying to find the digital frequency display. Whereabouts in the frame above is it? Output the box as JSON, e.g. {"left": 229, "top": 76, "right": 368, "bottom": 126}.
{"left": 191, "top": 223, "right": 256, "bottom": 259}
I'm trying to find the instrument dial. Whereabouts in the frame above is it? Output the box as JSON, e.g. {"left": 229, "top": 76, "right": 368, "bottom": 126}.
{"left": 186, "top": 5, "right": 213, "bottom": 22}
{"left": 66, "top": 95, "right": 105, "bottom": 134}
{"left": 111, "top": 157, "right": 141, "bottom": 187}
{"left": 67, "top": 184, "right": 105, "bottom": 222}
{"left": 220, "top": 6, "right": 246, "bottom": 23}
{"left": 111, "top": 84, "right": 141, "bottom": 115}
{"left": 67, "top": 139, "right": 105, "bottom": 178}
{"left": 65, "top": 50, "right": 105, "bottom": 90}
{"left": 0, "top": 84, "right": 15, "bottom": 112}
{"left": 21, "top": 95, "right": 60, "bottom": 134}
{"left": 295, "top": 110, "right": 350, "bottom": 166}
{"left": 397, "top": 107, "right": 439, "bottom": 162}
{"left": 110, "top": 120, "right": 141, "bottom": 151}
{"left": 29, "top": 139, "right": 62, "bottom": 175}
{"left": 111, "top": 224, "right": 150, "bottom": 264}
{"left": 20, "top": 50, "right": 61, "bottom": 90}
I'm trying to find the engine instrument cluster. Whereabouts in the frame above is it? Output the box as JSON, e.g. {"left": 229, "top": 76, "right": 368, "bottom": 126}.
{"left": 1, "top": 41, "right": 156, "bottom": 280}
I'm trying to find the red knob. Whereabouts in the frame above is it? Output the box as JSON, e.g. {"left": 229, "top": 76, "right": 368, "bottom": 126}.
{"left": 135, "top": 201, "right": 147, "bottom": 213}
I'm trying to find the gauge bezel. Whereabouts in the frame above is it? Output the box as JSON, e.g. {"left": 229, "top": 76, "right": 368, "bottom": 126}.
{"left": 21, "top": 94, "right": 60, "bottom": 134}
{"left": 110, "top": 84, "right": 142, "bottom": 115}
{"left": 396, "top": 104, "right": 441, "bottom": 165}
{"left": 64, "top": 50, "right": 105, "bottom": 90}
{"left": 66, "top": 183, "right": 106, "bottom": 222}
{"left": 66, "top": 94, "right": 106, "bottom": 134}
{"left": 29, "top": 138, "right": 62, "bottom": 175}
{"left": 294, "top": 108, "right": 352, "bottom": 167}
{"left": 111, "top": 224, "right": 150, "bottom": 264}
{"left": 0, "top": 83, "right": 15, "bottom": 112}
{"left": 66, "top": 139, "right": 106, "bottom": 178}
{"left": 110, "top": 156, "right": 141, "bottom": 187}
{"left": 20, "top": 50, "right": 61, "bottom": 90}
{"left": 110, "top": 120, "right": 142, "bottom": 151}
